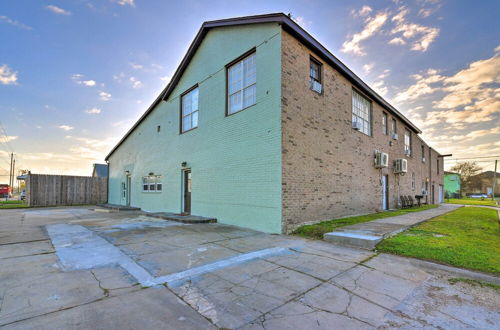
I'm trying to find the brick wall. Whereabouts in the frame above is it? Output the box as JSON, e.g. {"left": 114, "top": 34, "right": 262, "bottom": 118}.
{"left": 281, "top": 30, "right": 444, "bottom": 233}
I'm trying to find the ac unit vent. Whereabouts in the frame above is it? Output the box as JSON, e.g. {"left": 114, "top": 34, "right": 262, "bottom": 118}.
{"left": 310, "top": 80, "right": 322, "bottom": 93}
{"left": 392, "top": 133, "right": 398, "bottom": 140}
{"left": 352, "top": 121, "right": 363, "bottom": 130}
{"left": 404, "top": 149, "right": 411, "bottom": 156}
{"left": 374, "top": 151, "right": 389, "bottom": 168}
{"left": 394, "top": 158, "right": 408, "bottom": 174}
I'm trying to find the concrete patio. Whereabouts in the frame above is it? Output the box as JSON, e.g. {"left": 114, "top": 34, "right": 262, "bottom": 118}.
{"left": 0, "top": 206, "right": 498, "bottom": 329}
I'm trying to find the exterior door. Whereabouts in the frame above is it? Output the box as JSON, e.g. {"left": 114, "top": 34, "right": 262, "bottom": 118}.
{"left": 431, "top": 185, "right": 435, "bottom": 204}
{"left": 438, "top": 185, "right": 443, "bottom": 203}
{"left": 183, "top": 170, "right": 191, "bottom": 214}
{"left": 126, "top": 175, "right": 131, "bottom": 206}
{"left": 382, "top": 175, "right": 389, "bottom": 210}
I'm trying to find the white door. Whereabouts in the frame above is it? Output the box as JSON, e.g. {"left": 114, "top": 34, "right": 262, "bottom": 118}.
{"left": 438, "top": 185, "right": 443, "bottom": 203}
{"left": 382, "top": 175, "right": 388, "bottom": 210}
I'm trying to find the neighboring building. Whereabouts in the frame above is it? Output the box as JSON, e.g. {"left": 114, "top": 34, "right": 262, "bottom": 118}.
{"left": 105, "top": 13, "right": 444, "bottom": 234}
{"left": 92, "top": 164, "right": 109, "bottom": 178}
{"left": 444, "top": 172, "right": 461, "bottom": 198}
{"left": 468, "top": 171, "right": 500, "bottom": 197}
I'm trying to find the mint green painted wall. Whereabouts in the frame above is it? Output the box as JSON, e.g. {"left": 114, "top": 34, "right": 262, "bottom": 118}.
{"left": 108, "top": 23, "right": 283, "bottom": 233}
{"left": 444, "top": 173, "right": 461, "bottom": 196}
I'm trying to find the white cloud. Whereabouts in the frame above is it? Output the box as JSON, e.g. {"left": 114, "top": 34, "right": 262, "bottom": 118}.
{"left": 363, "top": 63, "right": 374, "bottom": 74}
{"left": 160, "top": 76, "right": 171, "bottom": 83}
{"left": 0, "top": 64, "right": 18, "bottom": 85}
{"left": 0, "top": 15, "right": 32, "bottom": 30}
{"left": 85, "top": 107, "right": 101, "bottom": 114}
{"left": 99, "top": 91, "right": 112, "bottom": 101}
{"left": 58, "top": 125, "right": 74, "bottom": 131}
{"left": 292, "top": 16, "right": 311, "bottom": 28}
{"left": 46, "top": 5, "right": 72, "bottom": 16}
{"left": 71, "top": 74, "right": 97, "bottom": 86}
{"left": 0, "top": 135, "right": 18, "bottom": 143}
{"left": 129, "top": 77, "right": 143, "bottom": 88}
{"left": 341, "top": 11, "right": 389, "bottom": 55}
{"left": 351, "top": 5, "right": 373, "bottom": 17}
{"left": 115, "top": 0, "right": 135, "bottom": 7}
{"left": 389, "top": 37, "right": 406, "bottom": 45}
{"left": 394, "top": 68, "right": 445, "bottom": 103}
{"left": 390, "top": 7, "right": 439, "bottom": 51}
{"left": 129, "top": 62, "right": 143, "bottom": 70}
{"left": 372, "top": 80, "right": 388, "bottom": 97}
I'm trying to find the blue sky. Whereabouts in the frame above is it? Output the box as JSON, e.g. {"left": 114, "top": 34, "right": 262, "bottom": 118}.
{"left": 0, "top": 0, "right": 499, "bottom": 180}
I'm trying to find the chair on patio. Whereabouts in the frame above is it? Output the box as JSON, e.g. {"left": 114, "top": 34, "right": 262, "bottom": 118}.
{"left": 400, "top": 195, "right": 408, "bottom": 208}
{"left": 406, "top": 195, "right": 414, "bottom": 207}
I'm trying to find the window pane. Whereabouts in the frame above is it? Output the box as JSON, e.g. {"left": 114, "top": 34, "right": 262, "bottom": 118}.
{"left": 243, "top": 54, "right": 256, "bottom": 87}
{"left": 243, "top": 84, "right": 256, "bottom": 108}
{"left": 156, "top": 183, "right": 162, "bottom": 191}
{"left": 229, "top": 91, "right": 242, "bottom": 113}
{"left": 183, "top": 115, "right": 191, "bottom": 131}
{"left": 143, "top": 184, "right": 148, "bottom": 191}
{"left": 228, "top": 62, "right": 242, "bottom": 94}
{"left": 191, "top": 111, "right": 198, "bottom": 128}
{"left": 149, "top": 184, "right": 155, "bottom": 191}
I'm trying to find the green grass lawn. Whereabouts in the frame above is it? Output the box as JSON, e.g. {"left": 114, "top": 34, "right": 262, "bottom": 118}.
{"left": 377, "top": 207, "right": 500, "bottom": 274}
{"left": 0, "top": 200, "right": 30, "bottom": 209}
{"left": 446, "top": 198, "right": 499, "bottom": 207}
{"left": 292, "top": 205, "right": 438, "bottom": 240}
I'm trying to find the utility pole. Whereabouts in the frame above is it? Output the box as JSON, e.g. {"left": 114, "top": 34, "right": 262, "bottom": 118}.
{"left": 9, "top": 153, "right": 13, "bottom": 189}
{"left": 492, "top": 159, "right": 498, "bottom": 201}
{"left": 12, "top": 158, "right": 15, "bottom": 195}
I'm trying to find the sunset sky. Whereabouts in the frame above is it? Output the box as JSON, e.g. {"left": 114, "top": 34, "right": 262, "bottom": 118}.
{"left": 0, "top": 0, "right": 499, "bottom": 183}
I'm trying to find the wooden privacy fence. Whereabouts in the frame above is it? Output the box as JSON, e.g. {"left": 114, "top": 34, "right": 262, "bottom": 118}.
{"left": 26, "top": 174, "right": 107, "bottom": 207}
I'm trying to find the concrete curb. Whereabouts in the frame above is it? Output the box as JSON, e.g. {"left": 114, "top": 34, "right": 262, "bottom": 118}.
{"left": 380, "top": 253, "right": 500, "bottom": 285}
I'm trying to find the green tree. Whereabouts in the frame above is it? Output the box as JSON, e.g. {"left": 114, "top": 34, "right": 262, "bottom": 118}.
{"left": 449, "top": 161, "right": 482, "bottom": 194}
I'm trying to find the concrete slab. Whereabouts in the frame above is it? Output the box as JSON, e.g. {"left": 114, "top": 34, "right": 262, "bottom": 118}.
{"left": 2, "top": 287, "right": 216, "bottom": 330}
{"left": 324, "top": 204, "right": 462, "bottom": 249}
{"left": 1, "top": 206, "right": 498, "bottom": 329}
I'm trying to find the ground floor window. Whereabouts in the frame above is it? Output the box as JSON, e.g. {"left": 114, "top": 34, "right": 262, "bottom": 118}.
{"left": 121, "top": 182, "right": 126, "bottom": 198}
{"left": 142, "top": 175, "right": 162, "bottom": 192}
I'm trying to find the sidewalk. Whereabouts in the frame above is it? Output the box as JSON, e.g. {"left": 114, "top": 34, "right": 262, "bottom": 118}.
{"left": 324, "top": 204, "right": 462, "bottom": 249}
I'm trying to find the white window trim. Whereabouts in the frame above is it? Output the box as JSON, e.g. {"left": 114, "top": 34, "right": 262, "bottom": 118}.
{"left": 227, "top": 52, "right": 257, "bottom": 115}
{"left": 352, "top": 90, "right": 372, "bottom": 136}
{"left": 142, "top": 175, "right": 162, "bottom": 193}
{"left": 404, "top": 129, "right": 412, "bottom": 156}
{"left": 181, "top": 87, "right": 199, "bottom": 133}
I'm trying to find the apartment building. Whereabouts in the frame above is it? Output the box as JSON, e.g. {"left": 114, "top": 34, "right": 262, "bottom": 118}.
{"left": 105, "top": 13, "right": 444, "bottom": 233}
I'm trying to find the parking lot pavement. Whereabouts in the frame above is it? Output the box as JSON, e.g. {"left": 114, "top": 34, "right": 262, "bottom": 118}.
{"left": 0, "top": 207, "right": 498, "bottom": 329}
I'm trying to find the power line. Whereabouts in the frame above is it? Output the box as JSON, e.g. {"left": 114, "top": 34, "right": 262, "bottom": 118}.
{"left": 444, "top": 155, "right": 500, "bottom": 161}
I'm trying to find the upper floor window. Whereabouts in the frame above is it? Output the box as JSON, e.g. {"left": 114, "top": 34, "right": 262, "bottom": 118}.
{"left": 181, "top": 86, "right": 199, "bottom": 133}
{"left": 143, "top": 175, "right": 162, "bottom": 192}
{"left": 421, "top": 145, "right": 426, "bottom": 162}
{"left": 437, "top": 159, "right": 440, "bottom": 174}
{"left": 404, "top": 129, "right": 412, "bottom": 156}
{"left": 382, "top": 112, "right": 388, "bottom": 135}
{"left": 391, "top": 118, "right": 397, "bottom": 138}
{"left": 227, "top": 52, "right": 256, "bottom": 115}
{"left": 352, "top": 90, "right": 371, "bottom": 136}
{"left": 309, "top": 58, "right": 322, "bottom": 93}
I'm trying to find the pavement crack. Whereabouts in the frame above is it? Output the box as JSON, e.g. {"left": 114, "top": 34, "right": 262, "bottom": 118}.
{"left": 90, "top": 270, "right": 110, "bottom": 297}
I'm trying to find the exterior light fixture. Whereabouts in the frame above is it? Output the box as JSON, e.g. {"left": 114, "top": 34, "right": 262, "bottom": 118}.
{"left": 181, "top": 162, "right": 187, "bottom": 167}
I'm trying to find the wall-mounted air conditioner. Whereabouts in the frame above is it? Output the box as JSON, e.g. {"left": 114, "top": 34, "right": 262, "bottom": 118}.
{"left": 310, "top": 80, "right": 322, "bottom": 93}
{"left": 392, "top": 133, "right": 398, "bottom": 140}
{"left": 404, "top": 149, "right": 411, "bottom": 156}
{"left": 374, "top": 151, "right": 389, "bottom": 168}
{"left": 394, "top": 158, "right": 408, "bottom": 174}
{"left": 352, "top": 121, "right": 362, "bottom": 130}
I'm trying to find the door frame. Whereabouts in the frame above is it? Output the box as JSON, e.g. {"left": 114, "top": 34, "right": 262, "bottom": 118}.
{"left": 382, "top": 175, "right": 389, "bottom": 210}
{"left": 181, "top": 169, "right": 191, "bottom": 214}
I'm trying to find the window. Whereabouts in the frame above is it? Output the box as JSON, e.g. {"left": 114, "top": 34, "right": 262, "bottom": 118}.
{"left": 309, "top": 58, "right": 322, "bottom": 93}
{"left": 437, "top": 159, "right": 440, "bottom": 174}
{"left": 352, "top": 90, "right": 371, "bottom": 136}
{"left": 142, "top": 175, "right": 162, "bottom": 192}
{"left": 181, "top": 87, "right": 199, "bottom": 133}
{"left": 382, "top": 113, "right": 388, "bottom": 135}
{"left": 227, "top": 52, "right": 256, "bottom": 115}
{"left": 391, "top": 118, "right": 397, "bottom": 137}
{"left": 412, "top": 172, "right": 415, "bottom": 191}
{"left": 404, "top": 129, "right": 411, "bottom": 156}
{"left": 421, "top": 145, "right": 425, "bottom": 162}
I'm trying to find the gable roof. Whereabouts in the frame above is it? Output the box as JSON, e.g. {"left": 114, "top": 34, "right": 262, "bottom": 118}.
{"left": 105, "top": 13, "right": 421, "bottom": 161}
